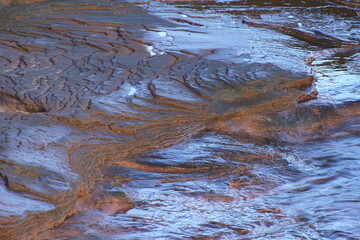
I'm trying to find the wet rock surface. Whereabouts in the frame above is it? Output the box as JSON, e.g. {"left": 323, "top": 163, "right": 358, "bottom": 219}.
{"left": 0, "top": 0, "right": 359, "bottom": 239}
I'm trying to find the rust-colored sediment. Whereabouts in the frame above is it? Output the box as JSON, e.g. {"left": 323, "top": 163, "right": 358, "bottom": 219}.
{"left": 0, "top": 0, "right": 359, "bottom": 239}
{"left": 329, "top": 0, "right": 360, "bottom": 7}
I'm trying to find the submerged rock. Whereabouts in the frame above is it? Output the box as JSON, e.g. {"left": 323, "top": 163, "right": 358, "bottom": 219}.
{"left": 0, "top": 92, "right": 45, "bottom": 113}
{"left": 0, "top": 0, "right": 358, "bottom": 239}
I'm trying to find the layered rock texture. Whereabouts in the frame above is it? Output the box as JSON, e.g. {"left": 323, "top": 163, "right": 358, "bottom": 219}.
{"left": 0, "top": 0, "right": 359, "bottom": 239}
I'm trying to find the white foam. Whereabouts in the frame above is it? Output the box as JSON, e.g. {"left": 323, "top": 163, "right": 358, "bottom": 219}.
{"left": 158, "top": 31, "right": 167, "bottom": 37}
{"left": 146, "top": 45, "right": 164, "bottom": 56}
{"left": 128, "top": 86, "right": 137, "bottom": 96}
{"left": 146, "top": 46, "right": 156, "bottom": 56}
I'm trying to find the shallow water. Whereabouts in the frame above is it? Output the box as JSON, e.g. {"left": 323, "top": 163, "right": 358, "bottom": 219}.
{"left": 106, "top": 131, "right": 360, "bottom": 239}
{"left": 0, "top": 0, "right": 359, "bottom": 239}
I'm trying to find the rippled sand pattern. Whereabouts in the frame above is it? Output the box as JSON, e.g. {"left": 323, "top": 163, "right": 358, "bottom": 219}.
{"left": 0, "top": 0, "right": 359, "bottom": 239}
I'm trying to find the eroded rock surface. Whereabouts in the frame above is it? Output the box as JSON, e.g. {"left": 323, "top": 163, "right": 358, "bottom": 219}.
{"left": 0, "top": 0, "right": 359, "bottom": 239}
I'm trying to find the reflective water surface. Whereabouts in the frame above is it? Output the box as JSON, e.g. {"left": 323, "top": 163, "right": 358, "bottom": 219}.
{"left": 0, "top": 0, "right": 359, "bottom": 239}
